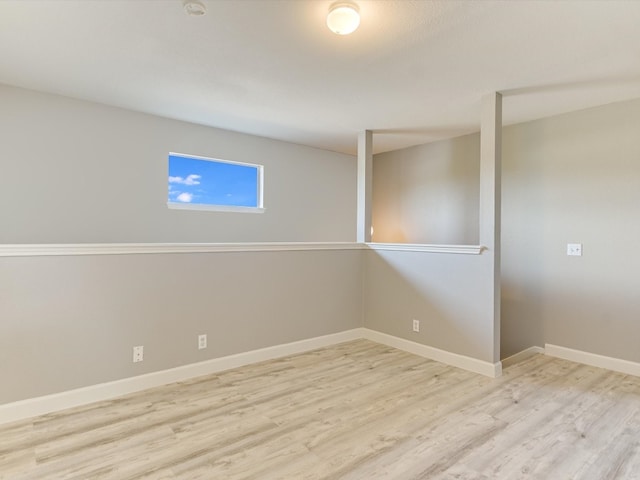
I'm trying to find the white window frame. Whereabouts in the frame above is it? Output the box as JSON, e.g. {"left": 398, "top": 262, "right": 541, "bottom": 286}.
{"left": 167, "top": 152, "right": 265, "bottom": 213}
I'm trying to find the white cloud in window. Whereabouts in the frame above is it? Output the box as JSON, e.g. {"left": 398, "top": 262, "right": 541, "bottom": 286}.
{"left": 176, "top": 192, "right": 193, "bottom": 203}
{"left": 169, "top": 174, "right": 201, "bottom": 186}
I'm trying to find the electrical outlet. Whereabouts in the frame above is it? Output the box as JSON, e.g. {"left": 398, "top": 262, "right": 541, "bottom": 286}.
{"left": 133, "top": 345, "right": 144, "bottom": 363}
{"left": 412, "top": 319, "right": 420, "bottom": 333}
{"left": 198, "top": 334, "right": 207, "bottom": 350}
{"left": 567, "top": 243, "right": 582, "bottom": 256}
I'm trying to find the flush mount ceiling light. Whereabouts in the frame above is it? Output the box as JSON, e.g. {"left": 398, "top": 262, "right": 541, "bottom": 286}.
{"left": 327, "top": 2, "right": 360, "bottom": 35}
{"left": 183, "top": 0, "right": 206, "bottom": 16}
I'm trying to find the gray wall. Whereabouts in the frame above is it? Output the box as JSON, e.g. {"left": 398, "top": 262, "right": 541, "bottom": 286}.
{"left": 372, "top": 134, "right": 480, "bottom": 244}
{"left": 3, "top": 81, "right": 639, "bottom": 406}
{"left": 0, "top": 84, "right": 362, "bottom": 405}
{"left": 366, "top": 125, "right": 496, "bottom": 365}
{"left": 501, "top": 97, "right": 640, "bottom": 361}
{"left": 0, "top": 249, "right": 363, "bottom": 404}
{"left": 370, "top": 97, "right": 640, "bottom": 363}
{"left": 364, "top": 250, "right": 496, "bottom": 363}
{"left": 0, "top": 84, "right": 356, "bottom": 243}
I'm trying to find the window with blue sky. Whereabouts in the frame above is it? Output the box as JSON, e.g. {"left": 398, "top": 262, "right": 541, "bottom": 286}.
{"left": 168, "top": 153, "right": 263, "bottom": 211}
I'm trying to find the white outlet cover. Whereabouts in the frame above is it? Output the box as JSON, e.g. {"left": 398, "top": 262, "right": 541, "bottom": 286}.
{"left": 133, "top": 345, "right": 144, "bottom": 362}
{"left": 567, "top": 243, "right": 582, "bottom": 256}
{"left": 198, "top": 334, "right": 207, "bottom": 349}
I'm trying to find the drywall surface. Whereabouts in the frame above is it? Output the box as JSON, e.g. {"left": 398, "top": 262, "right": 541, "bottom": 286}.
{"left": 0, "top": 84, "right": 356, "bottom": 243}
{"left": 501, "top": 97, "right": 640, "bottom": 360}
{"left": 364, "top": 249, "right": 495, "bottom": 363}
{"left": 370, "top": 98, "right": 640, "bottom": 364}
{"left": 0, "top": 249, "right": 362, "bottom": 404}
{"left": 372, "top": 133, "right": 480, "bottom": 244}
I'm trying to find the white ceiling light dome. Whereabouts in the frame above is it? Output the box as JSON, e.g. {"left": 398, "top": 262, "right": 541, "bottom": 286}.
{"left": 327, "top": 2, "right": 360, "bottom": 35}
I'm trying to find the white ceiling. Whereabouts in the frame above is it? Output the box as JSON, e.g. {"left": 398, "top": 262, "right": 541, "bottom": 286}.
{"left": 1, "top": 0, "right": 639, "bottom": 154}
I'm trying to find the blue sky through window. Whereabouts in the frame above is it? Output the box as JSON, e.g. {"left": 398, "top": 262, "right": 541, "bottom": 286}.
{"left": 168, "top": 154, "right": 260, "bottom": 208}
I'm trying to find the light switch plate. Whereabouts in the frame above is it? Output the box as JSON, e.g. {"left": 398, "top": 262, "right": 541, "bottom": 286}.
{"left": 567, "top": 243, "right": 582, "bottom": 256}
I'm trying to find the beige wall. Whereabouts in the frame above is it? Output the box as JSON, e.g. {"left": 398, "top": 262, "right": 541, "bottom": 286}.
{"left": 3, "top": 81, "right": 639, "bottom": 407}
{"left": 501, "top": 97, "right": 640, "bottom": 361}
{"left": 0, "top": 84, "right": 362, "bottom": 405}
{"left": 0, "top": 249, "right": 363, "bottom": 404}
{"left": 370, "top": 97, "right": 640, "bottom": 363}
{"left": 364, "top": 249, "right": 496, "bottom": 363}
{"left": 0, "top": 84, "right": 356, "bottom": 243}
{"left": 365, "top": 113, "right": 498, "bottom": 365}
{"left": 372, "top": 134, "right": 480, "bottom": 244}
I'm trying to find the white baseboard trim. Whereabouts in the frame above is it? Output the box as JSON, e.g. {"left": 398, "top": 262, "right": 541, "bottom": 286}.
{"left": 0, "top": 327, "right": 504, "bottom": 425}
{"left": 0, "top": 328, "right": 365, "bottom": 425}
{"left": 361, "top": 329, "right": 502, "bottom": 378}
{"left": 501, "top": 346, "right": 545, "bottom": 368}
{"left": 545, "top": 344, "right": 640, "bottom": 377}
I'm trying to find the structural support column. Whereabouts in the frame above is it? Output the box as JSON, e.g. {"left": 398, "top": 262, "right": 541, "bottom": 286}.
{"left": 357, "top": 130, "right": 373, "bottom": 243}
{"left": 479, "top": 92, "right": 502, "bottom": 363}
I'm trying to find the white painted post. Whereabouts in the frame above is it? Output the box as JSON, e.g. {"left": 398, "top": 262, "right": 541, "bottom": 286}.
{"left": 480, "top": 92, "right": 502, "bottom": 364}
{"left": 357, "top": 130, "right": 373, "bottom": 243}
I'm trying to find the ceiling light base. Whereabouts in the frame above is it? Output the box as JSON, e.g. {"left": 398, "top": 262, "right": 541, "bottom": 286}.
{"left": 327, "top": 2, "right": 360, "bottom": 35}
{"left": 183, "top": 0, "right": 206, "bottom": 17}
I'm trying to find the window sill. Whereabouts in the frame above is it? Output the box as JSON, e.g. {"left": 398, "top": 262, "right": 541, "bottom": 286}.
{"left": 167, "top": 203, "right": 265, "bottom": 214}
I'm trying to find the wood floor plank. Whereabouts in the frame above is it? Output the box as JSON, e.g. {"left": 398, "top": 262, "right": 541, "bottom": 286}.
{"left": 1, "top": 339, "right": 640, "bottom": 479}
{"left": 463, "top": 366, "right": 614, "bottom": 476}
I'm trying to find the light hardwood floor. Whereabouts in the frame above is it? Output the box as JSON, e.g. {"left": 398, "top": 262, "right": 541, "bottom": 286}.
{"left": 1, "top": 339, "right": 640, "bottom": 479}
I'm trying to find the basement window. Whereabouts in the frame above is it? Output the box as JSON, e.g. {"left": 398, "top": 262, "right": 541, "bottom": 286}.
{"left": 167, "top": 153, "right": 264, "bottom": 213}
